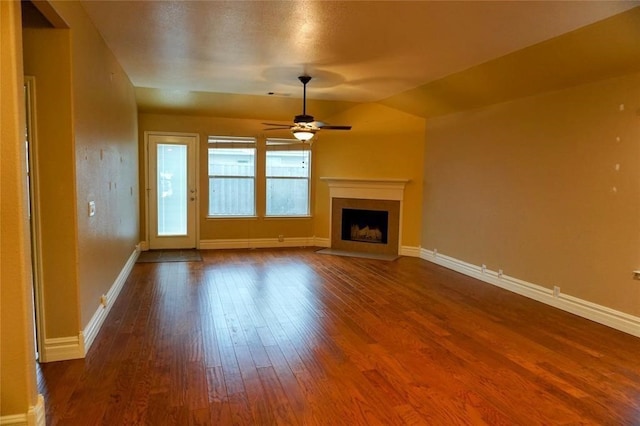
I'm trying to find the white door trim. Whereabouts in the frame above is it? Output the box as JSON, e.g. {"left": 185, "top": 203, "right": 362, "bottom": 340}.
{"left": 24, "top": 76, "right": 47, "bottom": 362}
{"left": 144, "top": 131, "right": 200, "bottom": 249}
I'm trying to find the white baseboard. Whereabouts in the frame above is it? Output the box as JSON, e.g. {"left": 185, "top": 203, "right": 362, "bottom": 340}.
{"left": 40, "top": 247, "right": 140, "bottom": 362}
{"left": 200, "top": 237, "right": 321, "bottom": 250}
{"left": 419, "top": 249, "right": 640, "bottom": 338}
{"left": 41, "top": 335, "right": 84, "bottom": 362}
{"left": 197, "top": 238, "right": 415, "bottom": 254}
{"left": 83, "top": 246, "right": 140, "bottom": 353}
{"left": 0, "top": 394, "right": 45, "bottom": 426}
{"left": 313, "top": 237, "right": 330, "bottom": 248}
{"left": 31, "top": 394, "right": 45, "bottom": 426}
{"left": 400, "top": 245, "right": 421, "bottom": 257}
{"left": 197, "top": 238, "right": 419, "bottom": 255}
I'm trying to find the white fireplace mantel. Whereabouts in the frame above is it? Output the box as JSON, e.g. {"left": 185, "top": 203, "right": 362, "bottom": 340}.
{"left": 321, "top": 177, "right": 410, "bottom": 254}
{"left": 320, "top": 177, "right": 410, "bottom": 201}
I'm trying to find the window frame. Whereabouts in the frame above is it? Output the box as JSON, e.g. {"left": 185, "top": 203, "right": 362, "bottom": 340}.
{"left": 207, "top": 136, "right": 257, "bottom": 218}
{"left": 265, "top": 138, "right": 312, "bottom": 218}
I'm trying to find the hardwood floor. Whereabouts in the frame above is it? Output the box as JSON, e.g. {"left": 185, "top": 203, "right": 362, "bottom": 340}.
{"left": 38, "top": 248, "right": 640, "bottom": 425}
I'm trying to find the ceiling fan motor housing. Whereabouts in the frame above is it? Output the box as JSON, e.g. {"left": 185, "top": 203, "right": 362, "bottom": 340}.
{"left": 294, "top": 114, "right": 315, "bottom": 124}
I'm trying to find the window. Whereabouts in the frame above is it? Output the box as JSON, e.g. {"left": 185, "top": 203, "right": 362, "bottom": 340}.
{"left": 208, "top": 136, "right": 256, "bottom": 216}
{"left": 265, "top": 138, "right": 311, "bottom": 216}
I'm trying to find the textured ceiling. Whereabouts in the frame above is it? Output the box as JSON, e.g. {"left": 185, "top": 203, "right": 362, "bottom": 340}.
{"left": 77, "top": 1, "right": 640, "bottom": 118}
{"left": 381, "top": 7, "right": 640, "bottom": 118}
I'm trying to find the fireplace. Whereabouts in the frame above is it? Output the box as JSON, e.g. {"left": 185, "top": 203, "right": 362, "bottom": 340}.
{"left": 341, "top": 208, "right": 388, "bottom": 244}
{"left": 331, "top": 198, "right": 400, "bottom": 256}
{"left": 322, "top": 177, "right": 409, "bottom": 256}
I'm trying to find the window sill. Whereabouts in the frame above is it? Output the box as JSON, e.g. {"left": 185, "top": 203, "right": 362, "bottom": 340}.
{"left": 206, "top": 215, "right": 313, "bottom": 220}
{"left": 206, "top": 215, "right": 258, "bottom": 220}
{"left": 264, "top": 215, "right": 312, "bottom": 219}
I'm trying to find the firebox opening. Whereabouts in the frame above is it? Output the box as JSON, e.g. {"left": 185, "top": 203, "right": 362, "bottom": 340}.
{"left": 341, "top": 208, "right": 388, "bottom": 244}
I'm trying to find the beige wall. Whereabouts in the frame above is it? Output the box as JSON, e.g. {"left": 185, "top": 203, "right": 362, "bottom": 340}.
{"left": 23, "top": 28, "right": 80, "bottom": 339}
{"left": 313, "top": 103, "right": 426, "bottom": 247}
{"left": 21, "top": 0, "right": 139, "bottom": 346}
{"left": 50, "top": 0, "right": 140, "bottom": 328}
{"left": 1, "top": 0, "right": 39, "bottom": 418}
{"left": 139, "top": 104, "right": 425, "bottom": 246}
{"left": 422, "top": 72, "right": 640, "bottom": 316}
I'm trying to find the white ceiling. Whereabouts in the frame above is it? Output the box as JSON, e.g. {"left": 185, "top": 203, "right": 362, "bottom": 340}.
{"left": 79, "top": 1, "right": 638, "bottom": 103}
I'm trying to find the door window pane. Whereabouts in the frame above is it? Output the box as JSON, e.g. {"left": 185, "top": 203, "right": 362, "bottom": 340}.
{"left": 157, "top": 144, "right": 187, "bottom": 236}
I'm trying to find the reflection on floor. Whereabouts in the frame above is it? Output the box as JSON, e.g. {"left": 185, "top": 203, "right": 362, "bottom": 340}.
{"left": 315, "top": 248, "right": 399, "bottom": 261}
{"left": 136, "top": 249, "right": 202, "bottom": 263}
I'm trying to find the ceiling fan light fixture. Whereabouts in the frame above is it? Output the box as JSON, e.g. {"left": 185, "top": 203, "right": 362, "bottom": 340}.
{"left": 292, "top": 128, "right": 316, "bottom": 142}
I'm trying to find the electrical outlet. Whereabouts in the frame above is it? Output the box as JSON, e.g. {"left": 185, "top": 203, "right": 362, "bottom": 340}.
{"left": 553, "top": 286, "right": 560, "bottom": 298}
{"left": 481, "top": 264, "right": 486, "bottom": 274}
{"left": 498, "top": 269, "right": 503, "bottom": 278}
{"left": 100, "top": 295, "right": 107, "bottom": 307}
{"left": 278, "top": 235, "right": 284, "bottom": 242}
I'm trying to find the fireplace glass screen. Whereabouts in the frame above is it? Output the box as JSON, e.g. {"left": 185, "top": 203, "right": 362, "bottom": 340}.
{"left": 341, "top": 208, "right": 388, "bottom": 244}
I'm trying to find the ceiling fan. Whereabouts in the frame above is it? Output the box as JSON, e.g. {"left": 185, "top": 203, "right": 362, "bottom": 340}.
{"left": 263, "top": 75, "right": 352, "bottom": 142}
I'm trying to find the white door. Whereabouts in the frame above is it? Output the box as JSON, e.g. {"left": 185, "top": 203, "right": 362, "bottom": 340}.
{"left": 147, "top": 133, "right": 198, "bottom": 249}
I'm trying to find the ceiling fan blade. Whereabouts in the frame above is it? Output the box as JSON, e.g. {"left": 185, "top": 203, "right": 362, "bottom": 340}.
{"left": 319, "top": 125, "right": 352, "bottom": 130}
{"left": 262, "top": 122, "right": 291, "bottom": 127}
{"left": 264, "top": 127, "right": 292, "bottom": 131}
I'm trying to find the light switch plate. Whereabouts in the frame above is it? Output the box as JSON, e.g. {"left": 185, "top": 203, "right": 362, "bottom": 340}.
{"left": 88, "top": 201, "right": 96, "bottom": 217}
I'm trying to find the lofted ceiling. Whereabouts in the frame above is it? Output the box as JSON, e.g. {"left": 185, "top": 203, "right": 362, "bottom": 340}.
{"left": 75, "top": 1, "right": 640, "bottom": 120}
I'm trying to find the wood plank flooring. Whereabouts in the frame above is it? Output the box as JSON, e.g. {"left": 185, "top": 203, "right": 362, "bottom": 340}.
{"left": 38, "top": 248, "right": 640, "bottom": 425}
